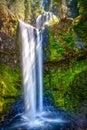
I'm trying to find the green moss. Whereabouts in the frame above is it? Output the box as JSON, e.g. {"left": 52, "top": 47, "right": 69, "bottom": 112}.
{"left": 46, "top": 18, "right": 87, "bottom": 63}
{"left": 0, "top": 65, "right": 21, "bottom": 115}
{"left": 73, "top": 17, "right": 87, "bottom": 43}
{"left": 44, "top": 59, "right": 87, "bottom": 112}
{"left": 44, "top": 17, "right": 87, "bottom": 113}
{"left": 47, "top": 22, "right": 75, "bottom": 61}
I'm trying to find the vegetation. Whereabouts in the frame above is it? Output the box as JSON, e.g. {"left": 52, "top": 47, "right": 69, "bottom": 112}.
{"left": 46, "top": 17, "right": 87, "bottom": 62}
{"left": 0, "top": 1, "right": 21, "bottom": 119}
{"left": 78, "top": 0, "right": 87, "bottom": 19}
{"left": 0, "top": 65, "right": 21, "bottom": 119}
{"left": 73, "top": 0, "right": 87, "bottom": 43}
{"left": 43, "top": 0, "right": 87, "bottom": 113}
{"left": 44, "top": 59, "right": 87, "bottom": 111}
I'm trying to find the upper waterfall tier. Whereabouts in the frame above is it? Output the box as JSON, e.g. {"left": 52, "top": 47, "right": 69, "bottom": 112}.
{"left": 18, "top": 19, "right": 37, "bottom": 30}
{"left": 36, "top": 12, "right": 57, "bottom": 29}
{"left": 41, "top": 0, "right": 53, "bottom": 11}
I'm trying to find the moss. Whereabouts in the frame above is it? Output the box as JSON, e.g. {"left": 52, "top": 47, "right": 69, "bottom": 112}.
{"left": 0, "top": 3, "right": 21, "bottom": 121}
{"left": 46, "top": 18, "right": 75, "bottom": 61}
{"left": 0, "top": 4, "right": 19, "bottom": 66}
{"left": 0, "top": 65, "right": 21, "bottom": 117}
{"left": 44, "top": 17, "right": 87, "bottom": 112}
{"left": 44, "top": 59, "right": 87, "bottom": 112}
{"left": 45, "top": 17, "right": 87, "bottom": 64}
{"left": 73, "top": 16, "right": 87, "bottom": 43}
{"left": 0, "top": 4, "right": 18, "bottom": 37}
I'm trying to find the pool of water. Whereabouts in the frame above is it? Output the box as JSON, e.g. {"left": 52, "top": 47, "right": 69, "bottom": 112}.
{"left": 0, "top": 97, "right": 76, "bottom": 130}
{"left": 1, "top": 108, "right": 73, "bottom": 130}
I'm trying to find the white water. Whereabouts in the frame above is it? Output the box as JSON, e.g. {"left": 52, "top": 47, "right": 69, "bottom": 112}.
{"left": 36, "top": 12, "right": 57, "bottom": 111}
{"left": 36, "top": 12, "right": 57, "bottom": 29}
{"left": 19, "top": 20, "right": 43, "bottom": 121}
{"left": 19, "top": 11, "right": 57, "bottom": 122}
{"left": 36, "top": 30, "right": 43, "bottom": 112}
{"left": 36, "top": 13, "right": 57, "bottom": 112}
{"left": 41, "top": 0, "right": 48, "bottom": 10}
{"left": 19, "top": 21, "right": 36, "bottom": 120}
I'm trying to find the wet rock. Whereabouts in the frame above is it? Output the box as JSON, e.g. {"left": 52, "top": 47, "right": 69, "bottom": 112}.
{"left": 75, "top": 41, "right": 84, "bottom": 49}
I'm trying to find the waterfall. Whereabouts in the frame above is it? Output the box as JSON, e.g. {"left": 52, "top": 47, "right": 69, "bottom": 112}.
{"left": 19, "top": 20, "right": 43, "bottom": 121}
{"left": 19, "top": 21, "right": 36, "bottom": 121}
{"left": 19, "top": 10, "right": 56, "bottom": 122}
{"left": 41, "top": 0, "right": 53, "bottom": 11}
{"left": 36, "top": 12, "right": 57, "bottom": 29}
{"left": 36, "top": 30, "right": 43, "bottom": 112}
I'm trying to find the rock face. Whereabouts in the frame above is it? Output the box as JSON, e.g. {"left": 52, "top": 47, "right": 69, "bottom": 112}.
{"left": 44, "top": 17, "right": 74, "bottom": 62}
{"left": 0, "top": 4, "right": 19, "bottom": 66}
{"left": 44, "top": 16, "right": 87, "bottom": 117}
{"left": 0, "top": 4, "right": 21, "bottom": 121}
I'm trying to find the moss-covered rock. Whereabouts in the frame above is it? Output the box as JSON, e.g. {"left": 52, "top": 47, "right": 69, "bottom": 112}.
{"left": 45, "top": 18, "right": 75, "bottom": 61}
{"left": 45, "top": 17, "right": 87, "bottom": 62}
{"left": 44, "top": 16, "right": 87, "bottom": 113}
{"left": 44, "top": 59, "right": 87, "bottom": 112}
{"left": 0, "top": 4, "right": 18, "bottom": 37}
{"left": 0, "top": 65, "right": 21, "bottom": 121}
{"left": 0, "top": 4, "right": 19, "bottom": 66}
{"left": 0, "top": 4, "right": 21, "bottom": 121}
{"left": 73, "top": 16, "right": 87, "bottom": 44}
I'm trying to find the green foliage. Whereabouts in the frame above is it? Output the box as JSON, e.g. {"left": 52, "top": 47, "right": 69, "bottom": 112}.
{"left": 24, "top": 0, "right": 33, "bottom": 23}
{"left": 49, "top": 17, "right": 60, "bottom": 25}
{"left": 47, "top": 18, "right": 87, "bottom": 63}
{"left": 71, "top": 0, "right": 87, "bottom": 47}
{"left": 0, "top": 65, "right": 21, "bottom": 114}
{"left": 73, "top": 17, "right": 87, "bottom": 43}
{"left": 44, "top": 59, "right": 87, "bottom": 112}
{"left": 47, "top": 26, "right": 75, "bottom": 61}
{"left": 78, "top": 0, "right": 87, "bottom": 20}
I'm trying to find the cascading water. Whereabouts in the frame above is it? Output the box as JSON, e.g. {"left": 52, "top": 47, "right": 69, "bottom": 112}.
{"left": 19, "top": 21, "right": 37, "bottom": 121}
{"left": 36, "top": 12, "right": 57, "bottom": 29}
{"left": 19, "top": 12, "right": 57, "bottom": 121}
{"left": 19, "top": 19, "right": 44, "bottom": 121}
{"left": 36, "top": 30, "right": 43, "bottom": 112}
